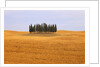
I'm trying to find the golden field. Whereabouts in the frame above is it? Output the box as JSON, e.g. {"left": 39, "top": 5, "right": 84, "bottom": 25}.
{"left": 4, "top": 30, "right": 85, "bottom": 64}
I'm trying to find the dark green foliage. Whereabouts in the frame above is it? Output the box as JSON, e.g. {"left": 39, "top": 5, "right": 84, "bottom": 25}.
{"left": 52, "top": 25, "right": 55, "bottom": 32}
{"left": 29, "top": 23, "right": 57, "bottom": 33}
{"left": 55, "top": 24, "right": 57, "bottom": 32}
{"left": 29, "top": 24, "right": 33, "bottom": 33}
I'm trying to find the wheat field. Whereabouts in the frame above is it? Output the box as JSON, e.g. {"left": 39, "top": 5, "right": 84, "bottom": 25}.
{"left": 4, "top": 30, "right": 85, "bottom": 64}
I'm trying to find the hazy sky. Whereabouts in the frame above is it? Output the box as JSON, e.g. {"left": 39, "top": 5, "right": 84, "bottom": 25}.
{"left": 4, "top": 10, "right": 85, "bottom": 31}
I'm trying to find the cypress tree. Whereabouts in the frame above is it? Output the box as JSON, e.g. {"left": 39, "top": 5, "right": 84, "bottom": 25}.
{"left": 52, "top": 24, "right": 55, "bottom": 32}
{"left": 30, "top": 24, "right": 33, "bottom": 33}
{"left": 43, "top": 23, "right": 47, "bottom": 32}
{"left": 36, "top": 24, "right": 38, "bottom": 32}
{"left": 32, "top": 27, "right": 34, "bottom": 32}
{"left": 32, "top": 25, "right": 35, "bottom": 32}
{"left": 50, "top": 25, "right": 53, "bottom": 32}
{"left": 55, "top": 24, "right": 57, "bottom": 32}
{"left": 40, "top": 25, "right": 42, "bottom": 32}
{"left": 38, "top": 25, "right": 41, "bottom": 32}
{"left": 34, "top": 25, "right": 36, "bottom": 32}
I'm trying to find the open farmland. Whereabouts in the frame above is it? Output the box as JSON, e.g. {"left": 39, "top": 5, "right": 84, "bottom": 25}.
{"left": 4, "top": 30, "right": 85, "bottom": 64}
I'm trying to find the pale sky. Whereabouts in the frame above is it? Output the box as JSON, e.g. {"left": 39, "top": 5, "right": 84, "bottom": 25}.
{"left": 4, "top": 10, "right": 85, "bottom": 31}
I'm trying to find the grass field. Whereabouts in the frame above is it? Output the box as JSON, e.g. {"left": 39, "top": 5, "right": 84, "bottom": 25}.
{"left": 4, "top": 30, "right": 85, "bottom": 64}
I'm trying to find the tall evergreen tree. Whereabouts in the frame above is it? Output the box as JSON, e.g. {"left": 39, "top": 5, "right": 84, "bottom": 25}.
{"left": 50, "top": 25, "right": 53, "bottom": 32}
{"left": 52, "top": 24, "right": 55, "bottom": 32}
{"left": 32, "top": 25, "right": 35, "bottom": 32}
{"left": 30, "top": 24, "right": 33, "bottom": 33}
{"left": 55, "top": 24, "right": 57, "bottom": 32}
{"left": 34, "top": 25, "right": 36, "bottom": 32}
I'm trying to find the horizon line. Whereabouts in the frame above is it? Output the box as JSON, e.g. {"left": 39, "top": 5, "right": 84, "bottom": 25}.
{"left": 4, "top": 30, "right": 85, "bottom": 32}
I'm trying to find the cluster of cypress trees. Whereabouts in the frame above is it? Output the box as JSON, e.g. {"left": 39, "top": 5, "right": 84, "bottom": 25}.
{"left": 29, "top": 23, "right": 57, "bottom": 33}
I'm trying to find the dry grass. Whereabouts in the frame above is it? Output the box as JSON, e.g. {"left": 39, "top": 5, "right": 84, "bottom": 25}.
{"left": 4, "top": 30, "right": 85, "bottom": 64}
